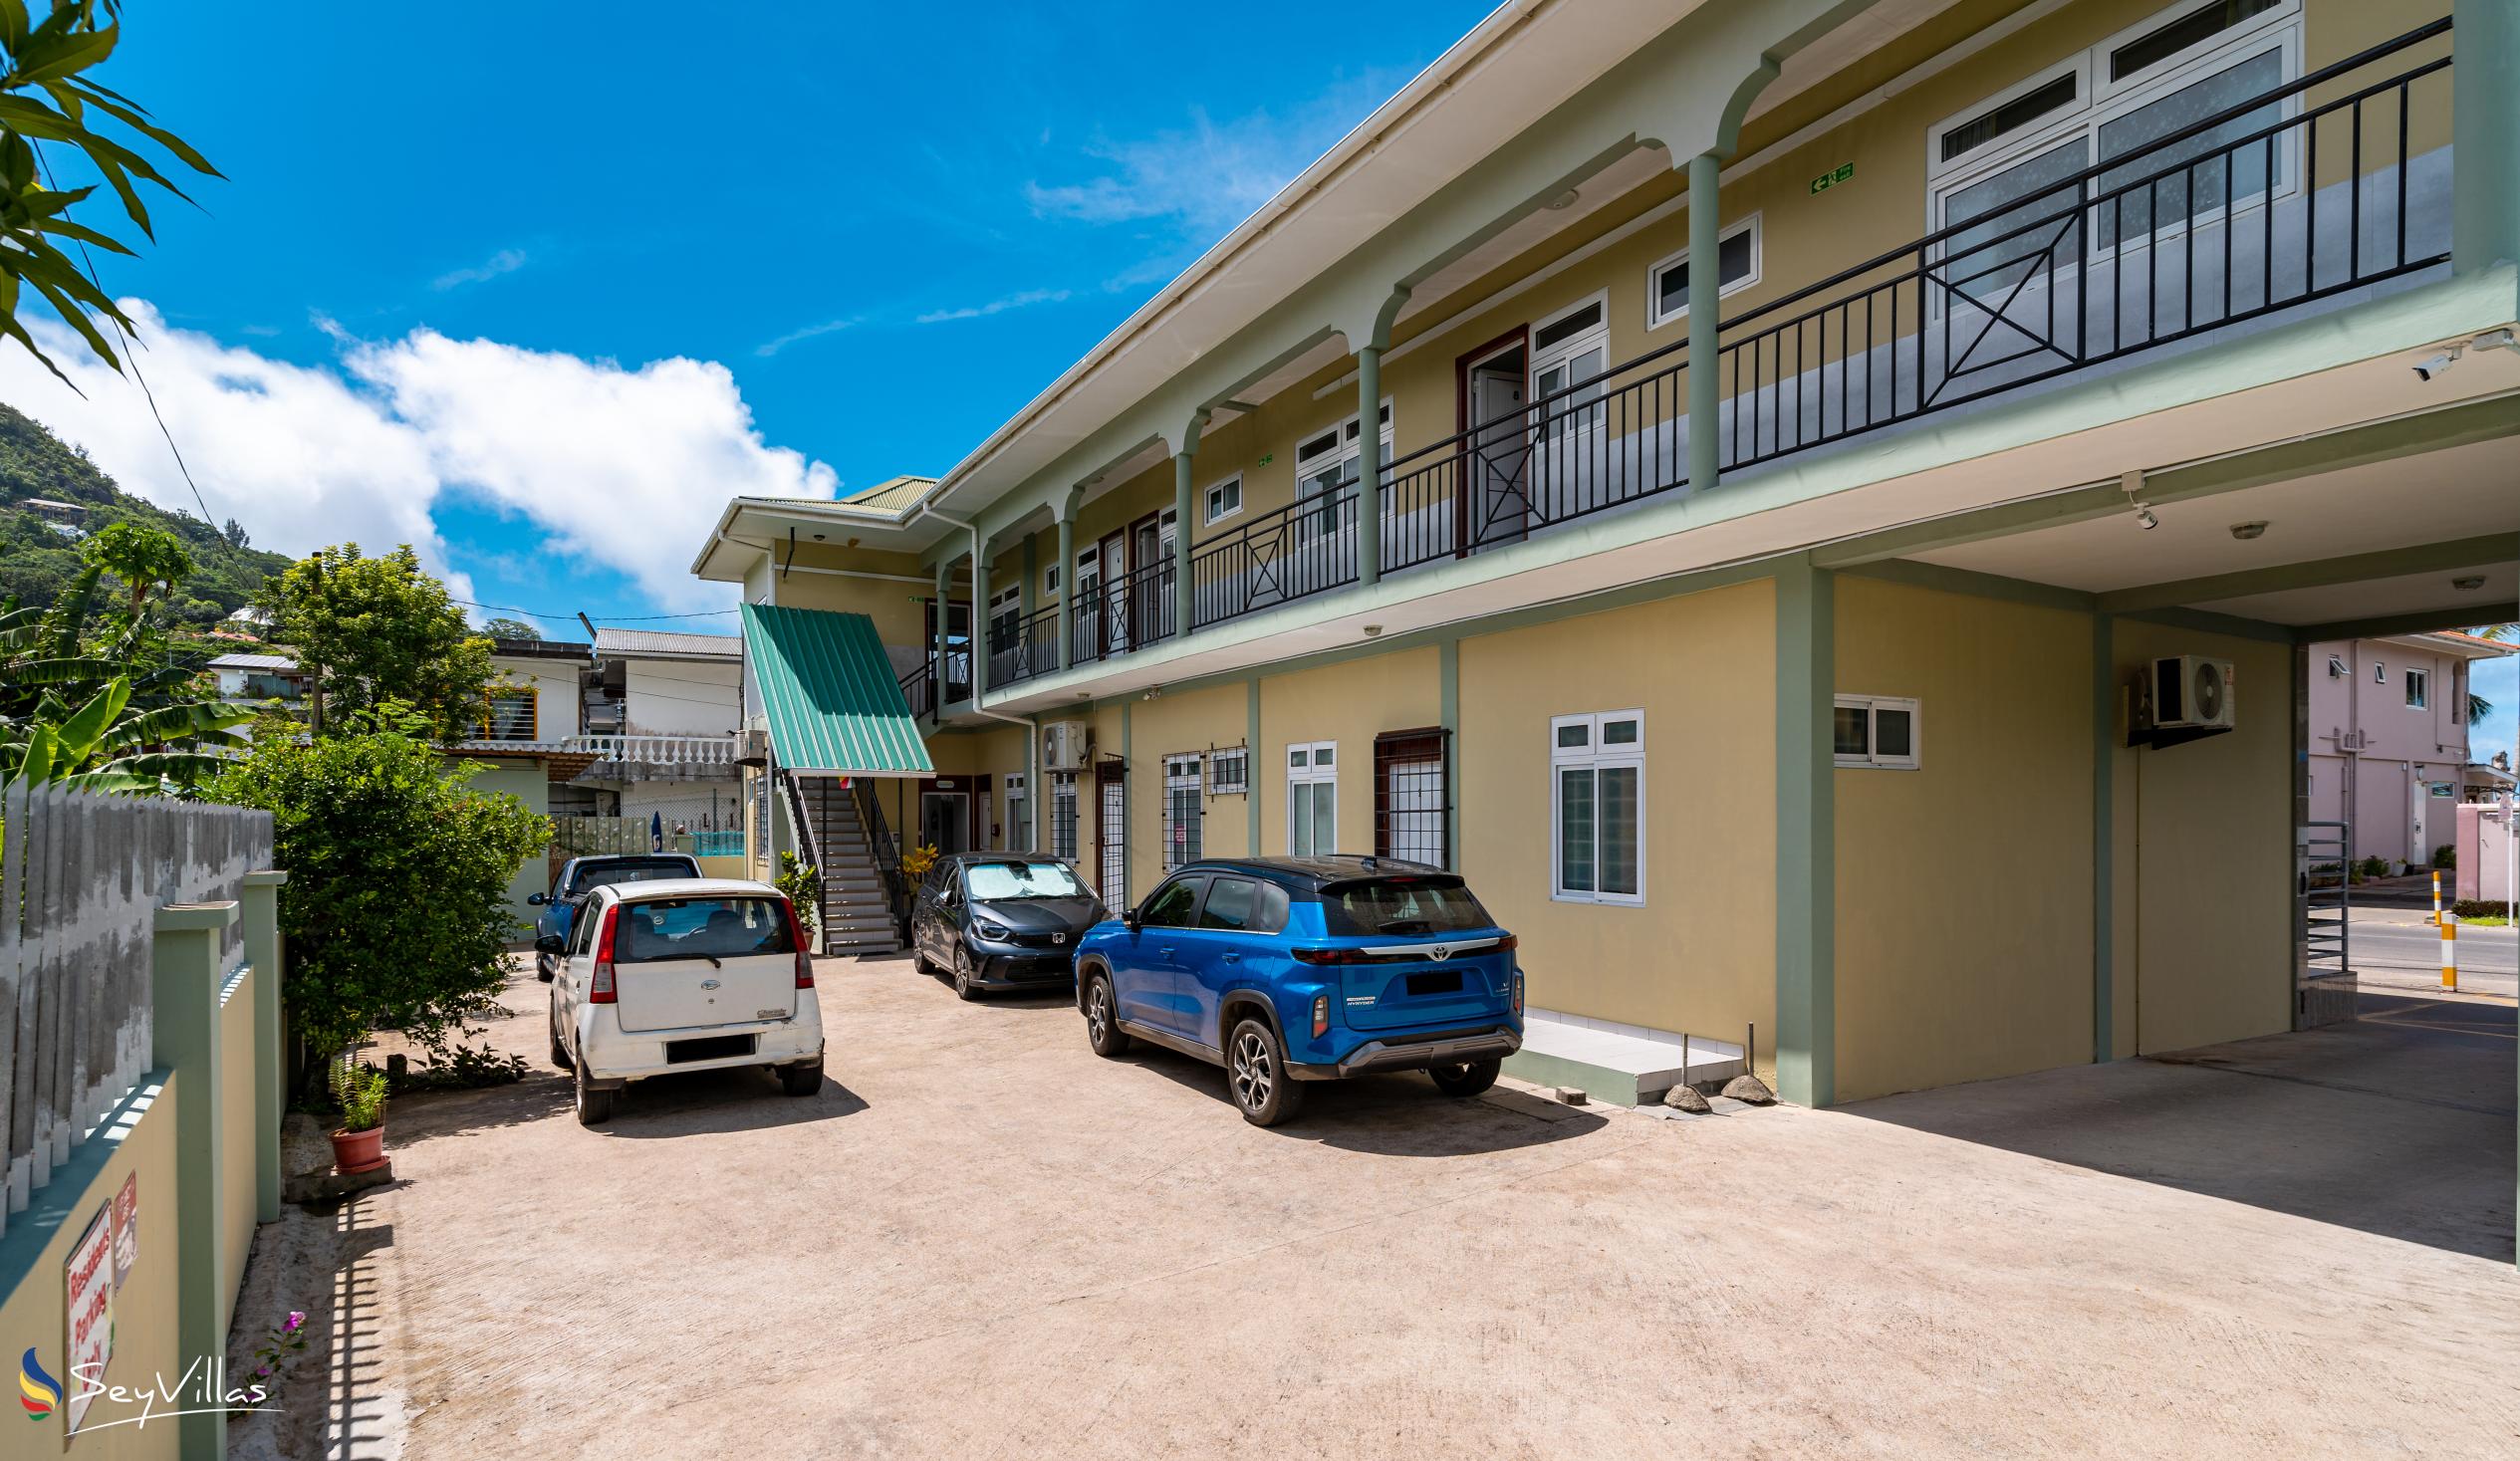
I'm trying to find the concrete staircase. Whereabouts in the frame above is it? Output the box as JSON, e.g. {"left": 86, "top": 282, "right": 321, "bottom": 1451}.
{"left": 790, "top": 776, "right": 902, "bottom": 956}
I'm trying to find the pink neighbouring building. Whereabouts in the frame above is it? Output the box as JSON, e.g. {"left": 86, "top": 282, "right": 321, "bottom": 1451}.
{"left": 2305, "top": 630, "right": 2515, "bottom": 871}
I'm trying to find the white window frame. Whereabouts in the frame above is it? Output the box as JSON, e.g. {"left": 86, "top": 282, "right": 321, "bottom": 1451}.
{"left": 1644, "top": 213, "right": 1764, "bottom": 331}
{"left": 1924, "top": 0, "right": 2304, "bottom": 269}
{"left": 2405, "top": 667, "right": 2429, "bottom": 709}
{"left": 1286, "top": 740, "right": 1338, "bottom": 857}
{"left": 1550, "top": 709, "right": 1645, "bottom": 906}
{"left": 1834, "top": 694, "right": 1922, "bottom": 771}
{"left": 1043, "top": 564, "right": 1061, "bottom": 597}
{"left": 1203, "top": 473, "right": 1244, "bottom": 527}
{"left": 1207, "top": 745, "right": 1250, "bottom": 797}
{"left": 1292, "top": 402, "right": 1391, "bottom": 547}
{"left": 1003, "top": 771, "right": 1029, "bottom": 852}
{"left": 2373, "top": 660, "right": 2388, "bottom": 684}
{"left": 1162, "top": 754, "right": 1205, "bottom": 870}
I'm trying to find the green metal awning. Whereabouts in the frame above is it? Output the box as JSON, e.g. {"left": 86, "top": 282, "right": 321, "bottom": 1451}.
{"left": 740, "top": 604, "right": 933, "bottom": 776}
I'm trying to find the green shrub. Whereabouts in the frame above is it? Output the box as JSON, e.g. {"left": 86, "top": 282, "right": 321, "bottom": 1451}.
{"left": 209, "top": 705, "right": 550, "bottom": 1059}
{"left": 2451, "top": 899, "right": 2511, "bottom": 921}
{"left": 775, "top": 851, "right": 822, "bottom": 941}
{"left": 2431, "top": 844, "right": 2456, "bottom": 869}
{"left": 331, "top": 1062, "right": 389, "bottom": 1133}
{"left": 2357, "top": 855, "right": 2391, "bottom": 880}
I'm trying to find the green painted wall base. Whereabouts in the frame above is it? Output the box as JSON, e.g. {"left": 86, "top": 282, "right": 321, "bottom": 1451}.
{"left": 1502, "top": 1048, "right": 1643, "bottom": 1107}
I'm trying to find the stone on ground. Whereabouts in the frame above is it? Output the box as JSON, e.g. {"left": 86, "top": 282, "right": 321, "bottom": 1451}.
{"left": 1721, "top": 1073, "right": 1776, "bottom": 1105}
{"left": 1662, "top": 1083, "right": 1712, "bottom": 1113}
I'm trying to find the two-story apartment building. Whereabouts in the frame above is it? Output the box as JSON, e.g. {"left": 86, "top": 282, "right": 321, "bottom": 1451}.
{"left": 2306, "top": 629, "right": 2514, "bottom": 866}
{"left": 695, "top": 0, "right": 2519, "bottom": 1105}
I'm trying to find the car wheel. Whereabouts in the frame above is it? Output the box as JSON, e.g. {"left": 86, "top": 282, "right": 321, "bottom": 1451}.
{"left": 777, "top": 1061, "right": 824, "bottom": 1097}
{"left": 911, "top": 942, "right": 936, "bottom": 976}
{"left": 1226, "top": 1017, "right": 1304, "bottom": 1127}
{"left": 572, "top": 1056, "right": 615, "bottom": 1126}
{"left": 1428, "top": 1058, "right": 1501, "bottom": 1098}
{"left": 1084, "top": 971, "right": 1132, "bottom": 1057}
{"left": 548, "top": 1008, "right": 571, "bottom": 1073}
{"left": 952, "top": 946, "right": 982, "bottom": 1001}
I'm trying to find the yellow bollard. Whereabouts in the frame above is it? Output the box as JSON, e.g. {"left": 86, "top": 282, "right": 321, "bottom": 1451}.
{"left": 2429, "top": 868, "right": 2442, "bottom": 926}
{"left": 2440, "top": 910, "right": 2458, "bottom": 991}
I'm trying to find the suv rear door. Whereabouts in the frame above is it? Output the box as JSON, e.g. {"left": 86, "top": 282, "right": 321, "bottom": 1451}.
{"left": 1312, "top": 875, "right": 1513, "bottom": 1033}
{"left": 609, "top": 893, "right": 800, "bottom": 1033}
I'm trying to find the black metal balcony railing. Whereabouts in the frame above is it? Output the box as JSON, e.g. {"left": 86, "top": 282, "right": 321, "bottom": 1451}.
{"left": 969, "top": 20, "right": 2450, "bottom": 699}
{"left": 1717, "top": 17, "right": 2450, "bottom": 473}
{"left": 900, "top": 657, "right": 936, "bottom": 719}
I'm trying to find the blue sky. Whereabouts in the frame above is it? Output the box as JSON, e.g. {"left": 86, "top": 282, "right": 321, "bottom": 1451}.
{"left": 3, "top": 0, "right": 1484, "bottom": 632}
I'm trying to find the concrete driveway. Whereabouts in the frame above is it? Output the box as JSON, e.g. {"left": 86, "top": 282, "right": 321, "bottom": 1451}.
{"left": 286, "top": 956, "right": 2518, "bottom": 1460}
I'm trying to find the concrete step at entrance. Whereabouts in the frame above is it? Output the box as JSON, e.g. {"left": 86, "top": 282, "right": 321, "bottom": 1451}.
{"left": 1503, "top": 1013, "right": 1743, "bottom": 1106}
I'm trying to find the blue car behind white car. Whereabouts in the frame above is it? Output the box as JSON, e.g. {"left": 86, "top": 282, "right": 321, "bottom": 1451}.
{"left": 1074, "top": 855, "right": 1523, "bottom": 1125}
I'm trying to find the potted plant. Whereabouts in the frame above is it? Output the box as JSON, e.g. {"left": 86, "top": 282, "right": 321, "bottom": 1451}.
{"left": 329, "top": 1062, "right": 390, "bottom": 1175}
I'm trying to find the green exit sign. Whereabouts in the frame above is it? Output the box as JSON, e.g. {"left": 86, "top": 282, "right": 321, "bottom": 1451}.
{"left": 1809, "top": 161, "right": 1855, "bottom": 195}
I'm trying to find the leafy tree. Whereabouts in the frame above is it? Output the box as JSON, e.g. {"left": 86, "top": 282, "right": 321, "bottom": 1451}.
{"left": 0, "top": 1, "right": 221, "bottom": 382}
{"left": 256, "top": 545, "right": 496, "bottom": 740}
{"left": 221, "top": 517, "right": 247, "bottom": 549}
{"left": 0, "top": 563, "right": 245, "bottom": 789}
{"left": 208, "top": 703, "right": 551, "bottom": 1058}
{"left": 79, "top": 517, "right": 188, "bottom": 616}
{"left": 481, "top": 616, "right": 540, "bottom": 641}
{"left": 2468, "top": 623, "right": 2514, "bottom": 728}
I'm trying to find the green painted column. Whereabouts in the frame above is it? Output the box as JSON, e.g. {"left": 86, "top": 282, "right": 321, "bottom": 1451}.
{"left": 2090, "top": 614, "right": 2116, "bottom": 1065}
{"left": 971, "top": 547, "right": 993, "bottom": 702}
{"left": 2454, "top": 0, "right": 2520, "bottom": 273}
{"left": 241, "top": 870, "right": 287, "bottom": 1224}
{"left": 1056, "top": 507, "right": 1077, "bottom": 674}
{"left": 932, "top": 558, "right": 952, "bottom": 715}
{"left": 1356, "top": 344, "right": 1384, "bottom": 588}
{"left": 1247, "top": 678, "right": 1263, "bottom": 855}
{"left": 1439, "top": 636, "right": 1460, "bottom": 868}
{"left": 1773, "top": 558, "right": 1835, "bottom": 1107}
{"left": 153, "top": 898, "right": 238, "bottom": 1461}
{"left": 1687, "top": 151, "right": 1723, "bottom": 493}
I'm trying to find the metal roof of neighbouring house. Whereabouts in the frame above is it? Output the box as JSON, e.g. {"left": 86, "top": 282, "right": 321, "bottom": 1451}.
{"left": 739, "top": 604, "right": 932, "bottom": 777}
{"left": 839, "top": 475, "right": 938, "bottom": 514}
{"left": 594, "top": 627, "right": 744, "bottom": 660}
{"left": 207, "top": 652, "right": 297, "bottom": 671}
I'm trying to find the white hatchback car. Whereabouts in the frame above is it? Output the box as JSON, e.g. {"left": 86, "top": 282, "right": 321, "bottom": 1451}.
{"left": 541, "top": 877, "right": 825, "bottom": 1124}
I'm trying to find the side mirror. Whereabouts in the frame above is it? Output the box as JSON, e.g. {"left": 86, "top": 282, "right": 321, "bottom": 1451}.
{"left": 1122, "top": 908, "right": 1141, "bottom": 933}
{"left": 535, "top": 933, "right": 566, "bottom": 955}
{"left": 527, "top": 891, "right": 548, "bottom": 906}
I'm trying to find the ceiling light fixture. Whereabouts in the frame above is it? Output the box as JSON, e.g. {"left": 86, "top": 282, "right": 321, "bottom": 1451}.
{"left": 2451, "top": 576, "right": 2486, "bottom": 592}
{"left": 1544, "top": 188, "right": 1579, "bottom": 211}
{"left": 2120, "top": 469, "right": 2156, "bottom": 532}
{"left": 1362, "top": 623, "right": 1385, "bottom": 637}
{"left": 2229, "top": 521, "right": 2267, "bottom": 541}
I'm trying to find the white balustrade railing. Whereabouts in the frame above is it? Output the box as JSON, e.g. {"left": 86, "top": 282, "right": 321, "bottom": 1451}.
{"left": 566, "top": 734, "right": 738, "bottom": 767}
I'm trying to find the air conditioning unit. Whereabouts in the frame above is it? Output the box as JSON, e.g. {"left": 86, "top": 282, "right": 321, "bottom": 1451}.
{"left": 1042, "top": 720, "right": 1094, "bottom": 771}
{"left": 738, "top": 727, "right": 770, "bottom": 767}
{"left": 2147, "top": 654, "right": 2236, "bottom": 731}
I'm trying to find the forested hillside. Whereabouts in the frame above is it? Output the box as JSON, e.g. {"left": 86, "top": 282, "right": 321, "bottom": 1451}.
{"left": 0, "top": 401, "right": 291, "bottom": 625}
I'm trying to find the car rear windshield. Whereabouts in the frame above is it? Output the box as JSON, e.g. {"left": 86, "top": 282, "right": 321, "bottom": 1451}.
{"left": 611, "top": 896, "right": 795, "bottom": 962}
{"left": 1319, "top": 877, "right": 1496, "bottom": 937}
{"left": 965, "top": 860, "right": 1087, "bottom": 900}
{"left": 568, "top": 858, "right": 697, "bottom": 896}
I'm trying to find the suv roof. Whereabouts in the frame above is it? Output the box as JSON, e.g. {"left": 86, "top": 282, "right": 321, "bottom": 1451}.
{"left": 1172, "top": 854, "right": 1448, "bottom": 888}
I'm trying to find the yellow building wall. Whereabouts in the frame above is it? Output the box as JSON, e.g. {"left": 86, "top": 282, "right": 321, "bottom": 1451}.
{"left": 218, "top": 972, "right": 258, "bottom": 1336}
{"left": 1254, "top": 648, "right": 1443, "bottom": 864}
{"left": 764, "top": 542, "right": 934, "bottom": 654}
{"left": 1457, "top": 581, "right": 1776, "bottom": 1047}
{"left": 1831, "top": 578, "right": 2096, "bottom": 1101}
{"left": 0, "top": 1076, "right": 186, "bottom": 1461}
{"left": 2110, "top": 619, "right": 2295, "bottom": 1057}
{"left": 1124, "top": 682, "right": 1253, "bottom": 887}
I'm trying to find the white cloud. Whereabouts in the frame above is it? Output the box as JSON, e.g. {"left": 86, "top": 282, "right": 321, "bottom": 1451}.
{"left": 0, "top": 301, "right": 836, "bottom": 611}
{"left": 753, "top": 316, "right": 857, "bottom": 358}
{"left": 1024, "top": 78, "right": 1395, "bottom": 236}
{"left": 432, "top": 247, "right": 529, "bottom": 291}
{"left": 914, "top": 288, "right": 1070, "bottom": 325}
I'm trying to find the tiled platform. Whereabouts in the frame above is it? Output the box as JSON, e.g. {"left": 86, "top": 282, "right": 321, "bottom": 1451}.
{"left": 1503, "top": 1010, "right": 1743, "bottom": 1106}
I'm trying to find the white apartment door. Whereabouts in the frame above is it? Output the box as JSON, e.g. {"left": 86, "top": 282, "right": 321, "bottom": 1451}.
{"left": 2408, "top": 776, "right": 2428, "bottom": 868}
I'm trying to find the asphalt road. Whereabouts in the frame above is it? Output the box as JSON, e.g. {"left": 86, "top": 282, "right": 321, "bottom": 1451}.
{"left": 2345, "top": 913, "right": 2516, "bottom": 997}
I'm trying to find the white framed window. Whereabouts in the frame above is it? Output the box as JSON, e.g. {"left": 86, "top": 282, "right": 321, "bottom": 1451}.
{"left": 1551, "top": 710, "right": 1643, "bottom": 904}
{"left": 1530, "top": 293, "right": 1609, "bottom": 440}
{"left": 1834, "top": 694, "right": 1921, "bottom": 770}
{"left": 1208, "top": 746, "right": 1250, "bottom": 797}
{"left": 2405, "top": 668, "right": 2428, "bottom": 709}
{"left": 1645, "top": 214, "right": 1762, "bottom": 330}
{"left": 1926, "top": 0, "right": 2302, "bottom": 272}
{"left": 1043, "top": 564, "right": 1061, "bottom": 596}
{"left": 1286, "top": 740, "right": 1337, "bottom": 856}
{"left": 2373, "top": 660, "right": 2387, "bottom": 684}
{"left": 1203, "top": 474, "right": 1243, "bottom": 526}
{"left": 1162, "top": 754, "right": 1204, "bottom": 870}
{"left": 1004, "top": 772, "right": 1029, "bottom": 852}
{"left": 1292, "top": 403, "right": 1391, "bottom": 547}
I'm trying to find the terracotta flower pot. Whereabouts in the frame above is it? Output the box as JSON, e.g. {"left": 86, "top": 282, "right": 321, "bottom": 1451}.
{"left": 330, "top": 1125, "right": 386, "bottom": 1175}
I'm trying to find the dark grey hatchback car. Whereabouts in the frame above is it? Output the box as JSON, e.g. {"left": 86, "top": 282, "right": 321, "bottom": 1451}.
{"left": 909, "top": 852, "right": 1106, "bottom": 999}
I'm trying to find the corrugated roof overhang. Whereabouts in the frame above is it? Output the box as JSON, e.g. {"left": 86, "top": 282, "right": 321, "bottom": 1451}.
{"left": 741, "top": 604, "right": 933, "bottom": 776}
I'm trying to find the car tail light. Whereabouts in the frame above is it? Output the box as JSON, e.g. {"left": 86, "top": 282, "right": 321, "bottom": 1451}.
{"left": 1493, "top": 934, "right": 1519, "bottom": 955}
{"left": 1511, "top": 969, "right": 1524, "bottom": 1016}
{"left": 1291, "top": 946, "right": 1366, "bottom": 965}
{"left": 590, "top": 905, "right": 619, "bottom": 1004}
{"left": 780, "top": 898, "right": 815, "bottom": 988}
{"left": 1312, "top": 993, "right": 1329, "bottom": 1038}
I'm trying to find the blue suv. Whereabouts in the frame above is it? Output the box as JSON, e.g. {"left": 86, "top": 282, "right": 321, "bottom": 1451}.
{"left": 1075, "top": 856, "right": 1523, "bottom": 1125}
